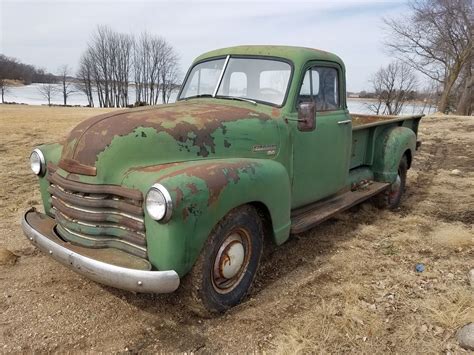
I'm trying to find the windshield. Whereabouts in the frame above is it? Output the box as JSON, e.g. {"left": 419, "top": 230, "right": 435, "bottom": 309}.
{"left": 179, "top": 57, "right": 292, "bottom": 106}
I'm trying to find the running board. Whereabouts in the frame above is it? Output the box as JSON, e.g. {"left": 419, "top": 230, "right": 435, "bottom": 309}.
{"left": 290, "top": 182, "right": 390, "bottom": 234}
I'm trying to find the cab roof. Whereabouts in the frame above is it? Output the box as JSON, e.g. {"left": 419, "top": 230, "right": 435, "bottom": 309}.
{"left": 194, "top": 45, "right": 345, "bottom": 69}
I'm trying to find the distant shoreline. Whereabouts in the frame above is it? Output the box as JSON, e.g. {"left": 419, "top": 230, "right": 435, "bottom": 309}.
{"left": 349, "top": 97, "right": 435, "bottom": 106}
{"left": 2, "top": 83, "right": 437, "bottom": 115}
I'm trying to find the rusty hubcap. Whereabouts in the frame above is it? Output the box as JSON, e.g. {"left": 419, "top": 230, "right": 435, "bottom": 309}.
{"left": 212, "top": 228, "right": 251, "bottom": 294}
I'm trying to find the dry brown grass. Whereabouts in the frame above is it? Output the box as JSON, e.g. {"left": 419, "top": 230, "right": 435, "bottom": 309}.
{"left": 430, "top": 224, "right": 473, "bottom": 249}
{"left": 0, "top": 105, "right": 119, "bottom": 217}
{"left": 0, "top": 105, "right": 473, "bottom": 353}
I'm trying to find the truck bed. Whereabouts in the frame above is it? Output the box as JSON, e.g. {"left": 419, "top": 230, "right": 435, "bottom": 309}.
{"left": 349, "top": 113, "right": 423, "bottom": 170}
{"left": 351, "top": 113, "right": 423, "bottom": 130}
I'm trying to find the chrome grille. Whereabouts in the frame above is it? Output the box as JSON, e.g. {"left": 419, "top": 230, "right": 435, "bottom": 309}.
{"left": 46, "top": 171, "right": 147, "bottom": 259}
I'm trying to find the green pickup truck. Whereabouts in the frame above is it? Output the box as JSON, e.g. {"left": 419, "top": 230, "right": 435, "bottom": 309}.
{"left": 22, "top": 45, "right": 422, "bottom": 313}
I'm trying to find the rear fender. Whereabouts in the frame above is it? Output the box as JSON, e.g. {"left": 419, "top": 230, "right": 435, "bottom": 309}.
{"left": 122, "top": 158, "right": 291, "bottom": 276}
{"left": 372, "top": 127, "right": 416, "bottom": 183}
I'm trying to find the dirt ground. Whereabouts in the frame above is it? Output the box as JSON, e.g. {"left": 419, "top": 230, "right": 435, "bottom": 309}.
{"left": 0, "top": 105, "right": 472, "bottom": 353}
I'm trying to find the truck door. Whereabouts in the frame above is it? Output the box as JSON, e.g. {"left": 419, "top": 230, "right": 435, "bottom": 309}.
{"left": 291, "top": 64, "right": 352, "bottom": 208}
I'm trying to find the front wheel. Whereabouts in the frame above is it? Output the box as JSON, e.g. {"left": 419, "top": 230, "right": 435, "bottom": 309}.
{"left": 182, "top": 205, "right": 263, "bottom": 315}
{"left": 375, "top": 155, "right": 408, "bottom": 209}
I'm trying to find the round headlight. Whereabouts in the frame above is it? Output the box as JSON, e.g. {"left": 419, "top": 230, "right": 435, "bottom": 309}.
{"left": 146, "top": 184, "right": 173, "bottom": 222}
{"left": 30, "top": 148, "right": 45, "bottom": 176}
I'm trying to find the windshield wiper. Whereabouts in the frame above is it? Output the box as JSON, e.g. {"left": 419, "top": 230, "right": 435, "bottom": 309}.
{"left": 183, "top": 94, "right": 257, "bottom": 105}
{"left": 182, "top": 94, "right": 213, "bottom": 101}
{"left": 216, "top": 95, "right": 257, "bottom": 105}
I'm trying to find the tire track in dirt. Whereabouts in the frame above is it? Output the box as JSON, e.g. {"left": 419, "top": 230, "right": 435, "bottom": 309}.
{"left": 407, "top": 137, "right": 447, "bottom": 206}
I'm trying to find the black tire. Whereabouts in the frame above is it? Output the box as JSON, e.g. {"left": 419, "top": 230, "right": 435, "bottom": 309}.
{"left": 181, "top": 205, "right": 263, "bottom": 316}
{"left": 375, "top": 155, "right": 408, "bottom": 209}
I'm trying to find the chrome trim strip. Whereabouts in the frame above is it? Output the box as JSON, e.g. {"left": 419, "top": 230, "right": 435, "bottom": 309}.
{"left": 47, "top": 172, "right": 143, "bottom": 201}
{"left": 212, "top": 54, "right": 230, "bottom": 97}
{"left": 54, "top": 183, "right": 108, "bottom": 200}
{"left": 53, "top": 207, "right": 146, "bottom": 237}
{"left": 21, "top": 209, "right": 180, "bottom": 293}
{"left": 58, "top": 224, "right": 147, "bottom": 253}
{"left": 49, "top": 184, "right": 143, "bottom": 217}
{"left": 52, "top": 196, "right": 143, "bottom": 222}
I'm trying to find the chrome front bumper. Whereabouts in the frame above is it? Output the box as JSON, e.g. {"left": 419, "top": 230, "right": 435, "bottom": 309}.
{"left": 21, "top": 208, "right": 180, "bottom": 293}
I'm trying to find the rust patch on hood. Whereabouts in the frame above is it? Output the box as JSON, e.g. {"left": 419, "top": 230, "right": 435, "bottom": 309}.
{"left": 60, "top": 102, "right": 271, "bottom": 169}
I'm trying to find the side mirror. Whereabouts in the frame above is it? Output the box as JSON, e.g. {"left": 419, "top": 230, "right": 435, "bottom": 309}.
{"left": 297, "top": 101, "right": 316, "bottom": 131}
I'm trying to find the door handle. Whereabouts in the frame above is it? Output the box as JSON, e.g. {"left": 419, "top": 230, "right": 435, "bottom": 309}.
{"left": 337, "top": 120, "right": 351, "bottom": 125}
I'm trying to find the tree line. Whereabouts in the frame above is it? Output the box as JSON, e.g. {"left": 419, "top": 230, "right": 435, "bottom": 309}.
{"left": 0, "top": 55, "right": 56, "bottom": 84}
{"left": 0, "top": 55, "right": 56, "bottom": 103}
{"left": 369, "top": 0, "right": 472, "bottom": 115}
{"left": 1, "top": 25, "right": 179, "bottom": 107}
{"left": 76, "top": 25, "right": 179, "bottom": 108}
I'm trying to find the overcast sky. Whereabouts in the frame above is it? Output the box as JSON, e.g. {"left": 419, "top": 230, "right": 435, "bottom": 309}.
{"left": 0, "top": 0, "right": 408, "bottom": 91}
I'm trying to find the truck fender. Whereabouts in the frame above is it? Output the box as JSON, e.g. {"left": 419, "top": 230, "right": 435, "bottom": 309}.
{"left": 122, "top": 158, "right": 291, "bottom": 276}
{"left": 372, "top": 126, "right": 416, "bottom": 183}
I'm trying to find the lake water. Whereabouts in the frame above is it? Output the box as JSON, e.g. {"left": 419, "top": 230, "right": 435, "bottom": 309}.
{"left": 3, "top": 83, "right": 436, "bottom": 115}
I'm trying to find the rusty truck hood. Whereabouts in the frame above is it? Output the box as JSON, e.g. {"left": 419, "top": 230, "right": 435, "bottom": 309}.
{"left": 59, "top": 100, "right": 280, "bottom": 177}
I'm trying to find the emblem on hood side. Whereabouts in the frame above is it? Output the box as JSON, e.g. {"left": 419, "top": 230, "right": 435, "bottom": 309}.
{"left": 252, "top": 144, "right": 277, "bottom": 155}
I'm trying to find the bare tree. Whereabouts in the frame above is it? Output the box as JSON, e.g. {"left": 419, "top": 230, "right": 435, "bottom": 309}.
{"left": 76, "top": 53, "right": 95, "bottom": 107}
{"left": 78, "top": 26, "right": 180, "bottom": 108}
{"left": 134, "top": 32, "right": 166, "bottom": 105}
{"left": 58, "top": 65, "right": 76, "bottom": 105}
{"left": 160, "top": 42, "right": 179, "bottom": 104}
{"left": 454, "top": 56, "right": 473, "bottom": 115}
{"left": 0, "top": 79, "right": 9, "bottom": 103}
{"left": 369, "top": 61, "right": 418, "bottom": 115}
{"left": 114, "top": 32, "right": 133, "bottom": 107}
{"left": 133, "top": 32, "right": 180, "bottom": 106}
{"left": 81, "top": 26, "right": 133, "bottom": 108}
{"left": 384, "top": 0, "right": 472, "bottom": 113}
{"left": 0, "top": 55, "right": 13, "bottom": 103}
{"left": 90, "top": 26, "right": 112, "bottom": 107}
{"left": 37, "top": 83, "right": 59, "bottom": 106}
{"left": 418, "top": 81, "right": 440, "bottom": 114}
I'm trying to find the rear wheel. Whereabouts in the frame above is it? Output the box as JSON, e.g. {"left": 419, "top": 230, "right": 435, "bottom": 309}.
{"left": 375, "top": 155, "right": 408, "bottom": 209}
{"left": 182, "top": 205, "right": 263, "bottom": 315}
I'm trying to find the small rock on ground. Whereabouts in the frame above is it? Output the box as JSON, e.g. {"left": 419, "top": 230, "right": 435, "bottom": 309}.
{"left": 457, "top": 323, "right": 474, "bottom": 351}
{"left": 469, "top": 269, "right": 474, "bottom": 288}
{"left": 0, "top": 247, "right": 18, "bottom": 266}
{"left": 450, "top": 169, "right": 462, "bottom": 176}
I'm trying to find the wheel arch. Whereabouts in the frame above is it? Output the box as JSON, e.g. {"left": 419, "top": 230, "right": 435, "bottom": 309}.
{"left": 404, "top": 148, "right": 413, "bottom": 169}
{"left": 248, "top": 201, "right": 276, "bottom": 245}
{"left": 372, "top": 126, "right": 416, "bottom": 183}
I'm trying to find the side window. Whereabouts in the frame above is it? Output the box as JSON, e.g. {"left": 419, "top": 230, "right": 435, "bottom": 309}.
{"left": 311, "top": 70, "right": 320, "bottom": 96}
{"left": 300, "top": 70, "right": 311, "bottom": 96}
{"left": 298, "top": 66, "right": 339, "bottom": 111}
